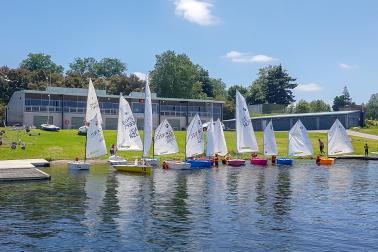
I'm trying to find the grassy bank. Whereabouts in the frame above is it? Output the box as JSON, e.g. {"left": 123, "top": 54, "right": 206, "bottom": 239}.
{"left": 1, "top": 128, "right": 377, "bottom": 161}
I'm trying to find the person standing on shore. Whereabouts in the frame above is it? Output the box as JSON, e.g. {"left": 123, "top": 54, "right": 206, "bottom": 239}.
{"left": 318, "top": 139, "right": 325, "bottom": 155}
{"left": 364, "top": 143, "right": 369, "bottom": 156}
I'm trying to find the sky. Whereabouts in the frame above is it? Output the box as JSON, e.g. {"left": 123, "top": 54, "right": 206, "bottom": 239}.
{"left": 1, "top": 0, "right": 378, "bottom": 104}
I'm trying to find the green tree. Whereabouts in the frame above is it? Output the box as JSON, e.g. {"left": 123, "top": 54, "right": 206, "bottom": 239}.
{"left": 342, "top": 85, "right": 352, "bottom": 105}
{"left": 20, "top": 53, "right": 64, "bottom": 74}
{"left": 150, "top": 50, "right": 206, "bottom": 99}
{"left": 106, "top": 74, "right": 145, "bottom": 95}
{"left": 248, "top": 65, "right": 297, "bottom": 105}
{"left": 227, "top": 85, "right": 248, "bottom": 103}
{"left": 332, "top": 95, "right": 346, "bottom": 111}
{"left": 67, "top": 57, "right": 98, "bottom": 77}
{"left": 295, "top": 100, "right": 310, "bottom": 113}
{"left": 197, "top": 66, "right": 213, "bottom": 97}
{"left": 366, "top": 93, "right": 378, "bottom": 120}
{"left": 309, "top": 100, "right": 331, "bottom": 112}
{"left": 96, "top": 58, "right": 126, "bottom": 78}
{"left": 211, "top": 78, "right": 227, "bottom": 100}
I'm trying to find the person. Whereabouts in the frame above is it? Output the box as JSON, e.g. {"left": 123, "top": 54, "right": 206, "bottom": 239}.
{"left": 75, "top": 156, "right": 79, "bottom": 161}
{"left": 251, "top": 152, "right": 257, "bottom": 158}
{"left": 162, "top": 161, "right": 169, "bottom": 169}
{"left": 271, "top": 155, "right": 276, "bottom": 165}
{"left": 110, "top": 144, "right": 116, "bottom": 156}
{"left": 318, "top": 139, "right": 325, "bottom": 155}
{"left": 316, "top": 155, "right": 321, "bottom": 165}
{"left": 214, "top": 154, "right": 219, "bottom": 167}
{"left": 364, "top": 143, "right": 369, "bottom": 157}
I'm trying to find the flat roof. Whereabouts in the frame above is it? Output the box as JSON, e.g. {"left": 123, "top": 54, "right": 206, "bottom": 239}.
{"left": 21, "top": 88, "right": 225, "bottom": 104}
{"left": 223, "top": 110, "right": 361, "bottom": 121}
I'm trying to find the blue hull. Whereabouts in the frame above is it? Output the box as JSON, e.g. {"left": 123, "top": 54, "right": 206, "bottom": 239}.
{"left": 186, "top": 160, "right": 213, "bottom": 168}
{"left": 277, "top": 158, "right": 293, "bottom": 166}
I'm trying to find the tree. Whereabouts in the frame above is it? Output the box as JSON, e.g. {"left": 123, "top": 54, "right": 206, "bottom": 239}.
{"left": 227, "top": 85, "right": 248, "bottom": 103}
{"left": 342, "top": 86, "right": 352, "bottom": 105}
{"left": 211, "top": 78, "right": 227, "bottom": 100}
{"left": 197, "top": 66, "right": 213, "bottom": 97}
{"left": 248, "top": 65, "right": 297, "bottom": 105}
{"left": 106, "top": 74, "right": 145, "bottom": 95}
{"left": 20, "top": 53, "right": 64, "bottom": 74}
{"left": 309, "top": 100, "right": 331, "bottom": 112}
{"left": 295, "top": 100, "right": 310, "bottom": 113}
{"left": 332, "top": 86, "right": 355, "bottom": 111}
{"left": 366, "top": 93, "right": 378, "bottom": 120}
{"left": 67, "top": 57, "right": 98, "bottom": 77}
{"left": 96, "top": 58, "right": 126, "bottom": 78}
{"left": 150, "top": 50, "right": 206, "bottom": 99}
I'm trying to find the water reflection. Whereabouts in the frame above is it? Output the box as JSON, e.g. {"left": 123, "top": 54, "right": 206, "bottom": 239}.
{"left": 0, "top": 161, "right": 378, "bottom": 251}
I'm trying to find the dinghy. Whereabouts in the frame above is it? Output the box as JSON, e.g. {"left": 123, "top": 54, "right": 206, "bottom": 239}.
{"left": 288, "top": 120, "right": 313, "bottom": 159}
{"left": 108, "top": 94, "right": 142, "bottom": 166}
{"left": 68, "top": 79, "right": 106, "bottom": 170}
{"left": 40, "top": 88, "right": 60, "bottom": 131}
{"left": 154, "top": 119, "right": 191, "bottom": 170}
{"left": 228, "top": 90, "right": 258, "bottom": 167}
{"left": 68, "top": 114, "right": 107, "bottom": 170}
{"left": 263, "top": 120, "right": 292, "bottom": 165}
{"left": 113, "top": 80, "right": 152, "bottom": 174}
{"left": 320, "top": 119, "right": 354, "bottom": 165}
{"left": 185, "top": 114, "right": 212, "bottom": 168}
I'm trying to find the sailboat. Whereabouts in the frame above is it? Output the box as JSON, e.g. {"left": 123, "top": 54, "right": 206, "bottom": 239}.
{"left": 112, "top": 79, "right": 153, "bottom": 174}
{"left": 41, "top": 77, "right": 60, "bottom": 131}
{"left": 228, "top": 90, "right": 259, "bottom": 167}
{"left": 68, "top": 79, "right": 107, "bottom": 170}
{"left": 320, "top": 119, "right": 354, "bottom": 165}
{"left": 155, "top": 119, "right": 191, "bottom": 170}
{"left": 109, "top": 94, "right": 143, "bottom": 165}
{"left": 213, "top": 118, "right": 228, "bottom": 156}
{"left": 185, "top": 114, "right": 212, "bottom": 168}
{"left": 141, "top": 76, "right": 159, "bottom": 167}
{"left": 288, "top": 119, "right": 313, "bottom": 159}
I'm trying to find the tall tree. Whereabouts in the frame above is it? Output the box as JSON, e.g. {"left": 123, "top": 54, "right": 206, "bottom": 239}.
{"left": 106, "top": 74, "right": 145, "bottom": 95}
{"left": 342, "top": 85, "right": 352, "bottom": 105}
{"left": 197, "top": 66, "right": 213, "bottom": 97}
{"left": 67, "top": 57, "right": 98, "bottom": 77}
{"left": 227, "top": 85, "right": 248, "bottom": 103}
{"left": 211, "top": 78, "right": 227, "bottom": 100}
{"left": 309, "top": 100, "right": 331, "bottom": 112}
{"left": 248, "top": 65, "right": 297, "bottom": 105}
{"left": 295, "top": 100, "right": 310, "bottom": 113}
{"left": 20, "top": 53, "right": 64, "bottom": 74}
{"left": 96, "top": 58, "right": 127, "bottom": 77}
{"left": 150, "top": 50, "right": 206, "bottom": 99}
{"left": 366, "top": 93, "right": 378, "bottom": 120}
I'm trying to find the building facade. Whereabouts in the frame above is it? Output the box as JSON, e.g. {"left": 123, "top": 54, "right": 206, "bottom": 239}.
{"left": 223, "top": 111, "right": 363, "bottom": 131}
{"left": 6, "top": 87, "right": 224, "bottom": 130}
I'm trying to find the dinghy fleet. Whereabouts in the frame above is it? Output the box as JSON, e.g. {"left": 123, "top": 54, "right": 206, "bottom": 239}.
{"left": 67, "top": 79, "right": 355, "bottom": 173}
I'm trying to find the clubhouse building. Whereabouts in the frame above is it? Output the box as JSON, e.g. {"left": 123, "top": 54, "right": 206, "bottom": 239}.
{"left": 6, "top": 87, "right": 224, "bottom": 130}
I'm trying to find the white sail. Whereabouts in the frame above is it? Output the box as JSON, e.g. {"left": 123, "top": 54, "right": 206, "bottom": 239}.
{"left": 186, "top": 114, "right": 204, "bottom": 158}
{"left": 206, "top": 119, "right": 215, "bottom": 157}
{"left": 263, "top": 120, "right": 278, "bottom": 155}
{"left": 235, "top": 90, "right": 258, "bottom": 153}
{"left": 214, "top": 119, "right": 228, "bottom": 156}
{"left": 154, "top": 119, "right": 179, "bottom": 155}
{"left": 85, "top": 79, "right": 102, "bottom": 124}
{"left": 288, "top": 120, "right": 313, "bottom": 156}
{"left": 328, "top": 119, "right": 354, "bottom": 155}
{"left": 116, "top": 95, "right": 143, "bottom": 151}
{"left": 86, "top": 114, "right": 107, "bottom": 159}
{"left": 143, "top": 78, "right": 153, "bottom": 157}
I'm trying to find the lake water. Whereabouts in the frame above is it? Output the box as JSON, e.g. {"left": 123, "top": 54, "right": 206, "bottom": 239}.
{"left": 1, "top": 160, "right": 378, "bottom": 251}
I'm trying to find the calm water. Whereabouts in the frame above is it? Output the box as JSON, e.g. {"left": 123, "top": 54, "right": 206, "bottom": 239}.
{"left": 1, "top": 160, "right": 378, "bottom": 251}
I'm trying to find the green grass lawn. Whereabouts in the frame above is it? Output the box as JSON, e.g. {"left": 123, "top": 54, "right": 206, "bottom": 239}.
{"left": 1, "top": 128, "right": 377, "bottom": 161}
{"left": 350, "top": 120, "right": 378, "bottom": 136}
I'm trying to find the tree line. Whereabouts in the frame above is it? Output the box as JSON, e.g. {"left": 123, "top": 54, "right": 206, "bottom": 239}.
{"left": 1, "top": 51, "right": 376, "bottom": 124}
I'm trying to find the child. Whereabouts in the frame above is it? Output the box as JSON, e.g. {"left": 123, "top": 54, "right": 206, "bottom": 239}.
{"left": 364, "top": 143, "right": 369, "bottom": 157}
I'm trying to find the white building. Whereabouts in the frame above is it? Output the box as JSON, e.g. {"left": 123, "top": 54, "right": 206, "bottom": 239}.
{"left": 6, "top": 87, "right": 224, "bottom": 130}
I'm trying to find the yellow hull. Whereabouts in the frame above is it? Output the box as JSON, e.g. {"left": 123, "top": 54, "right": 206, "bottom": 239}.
{"left": 319, "top": 158, "right": 335, "bottom": 165}
{"left": 113, "top": 165, "right": 152, "bottom": 174}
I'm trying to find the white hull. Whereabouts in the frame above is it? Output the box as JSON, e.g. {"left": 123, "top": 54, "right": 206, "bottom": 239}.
{"left": 41, "top": 124, "right": 60, "bottom": 131}
{"left": 108, "top": 155, "right": 128, "bottom": 165}
{"left": 165, "top": 161, "right": 192, "bottom": 170}
{"left": 144, "top": 158, "right": 159, "bottom": 166}
{"left": 67, "top": 161, "right": 90, "bottom": 170}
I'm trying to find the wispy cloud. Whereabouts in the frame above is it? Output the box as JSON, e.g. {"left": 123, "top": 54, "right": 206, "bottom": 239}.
{"left": 133, "top": 72, "right": 147, "bottom": 81}
{"left": 339, "top": 63, "right": 358, "bottom": 70}
{"left": 175, "top": 0, "right": 218, "bottom": 26}
{"left": 224, "top": 51, "right": 277, "bottom": 63}
{"left": 295, "top": 83, "right": 323, "bottom": 92}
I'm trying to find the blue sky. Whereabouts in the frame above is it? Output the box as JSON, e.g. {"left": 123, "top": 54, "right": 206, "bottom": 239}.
{"left": 1, "top": 0, "right": 377, "bottom": 104}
